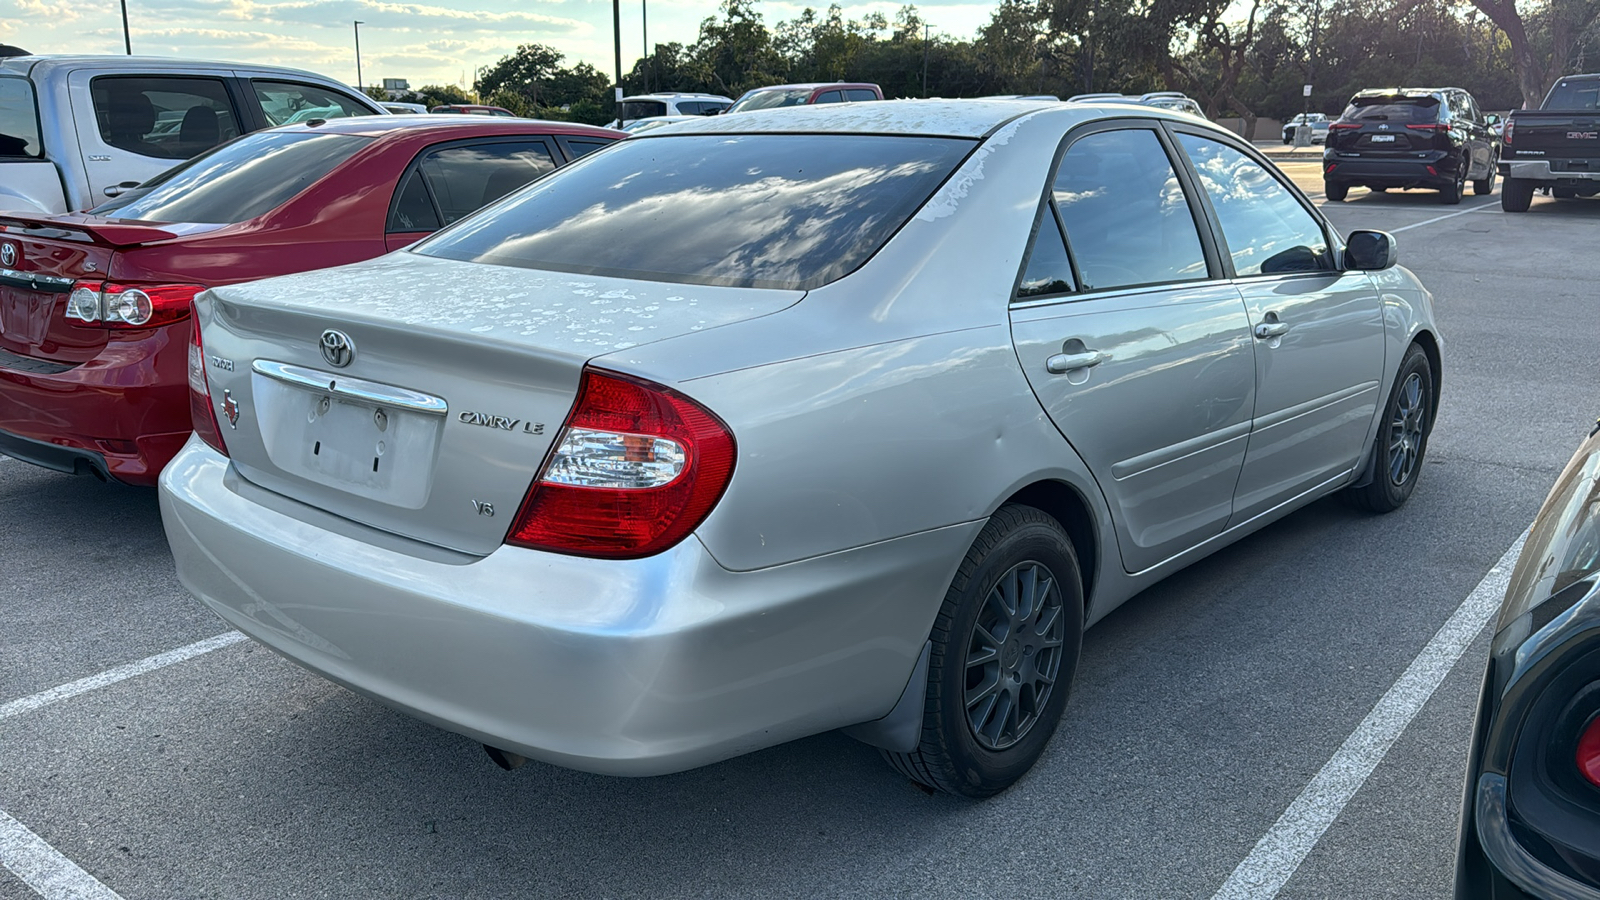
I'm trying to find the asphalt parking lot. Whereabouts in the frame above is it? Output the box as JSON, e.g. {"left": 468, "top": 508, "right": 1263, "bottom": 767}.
{"left": 3, "top": 166, "right": 1599, "bottom": 900}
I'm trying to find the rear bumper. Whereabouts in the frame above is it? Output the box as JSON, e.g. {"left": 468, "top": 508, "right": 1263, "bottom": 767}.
{"left": 1500, "top": 159, "right": 1600, "bottom": 183}
{"left": 1325, "top": 153, "right": 1458, "bottom": 187}
{"left": 159, "top": 440, "right": 977, "bottom": 776}
{"left": 0, "top": 324, "right": 190, "bottom": 485}
{"left": 1470, "top": 773, "right": 1600, "bottom": 900}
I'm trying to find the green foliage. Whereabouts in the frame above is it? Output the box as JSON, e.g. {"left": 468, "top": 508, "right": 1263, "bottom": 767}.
{"left": 476, "top": 43, "right": 619, "bottom": 123}
{"left": 413, "top": 84, "right": 474, "bottom": 107}
{"left": 363, "top": 85, "right": 388, "bottom": 102}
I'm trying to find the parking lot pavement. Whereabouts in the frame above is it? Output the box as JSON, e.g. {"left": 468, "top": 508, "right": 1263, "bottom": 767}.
{"left": 3, "top": 185, "right": 1598, "bottom": 899}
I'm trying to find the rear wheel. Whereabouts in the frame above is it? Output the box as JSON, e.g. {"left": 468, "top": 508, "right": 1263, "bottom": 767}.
{"left": 1501, "top": 176, "right": 1534, "bottom": 212}
{"left": 881, "top": 505, "right": 1084, "bottom": 798}
{"left": 1345, "top": 343, "right": 1433, "bottom": 513}
{"left": 1473, "top": 167, "right": 1496, "bottom": 195}
{"left": 1439, "top": 169, "right": 1464, "bottom": 204}
{"left": 1324, "top": 181, "right": 1349, "bottom": 202}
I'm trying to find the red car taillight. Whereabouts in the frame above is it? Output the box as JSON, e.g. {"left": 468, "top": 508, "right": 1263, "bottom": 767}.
{"left": 187, "top": 316, "right": 229, "bottom": 456}
{"left": 1406, "top": 123, "right": 1453, "bottom": 133}
{"left": 506, "top": 368, "right": 735, "bottom": 559}
{"left": 67, "top": 281, "right": 202, "bottom": 328}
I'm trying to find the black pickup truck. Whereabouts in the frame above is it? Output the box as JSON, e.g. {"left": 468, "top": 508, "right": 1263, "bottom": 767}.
{"left": 1500, "top": 73, "right": 1600, "bottom": 211}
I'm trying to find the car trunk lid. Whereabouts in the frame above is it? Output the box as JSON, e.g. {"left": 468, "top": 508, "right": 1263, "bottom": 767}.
{"left": 197, "top": 252, "right": 803, "bottom": 556}
{"left": 1507, "top": 111, "right": 1600, "bottom": 165}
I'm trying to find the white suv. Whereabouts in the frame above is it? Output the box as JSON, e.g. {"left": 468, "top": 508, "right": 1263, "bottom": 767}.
{"left": 0, "top": 55, "right": 384, "bottom": 214}
{"left": 604, "top": 92, "right": 732, "bottom": 128}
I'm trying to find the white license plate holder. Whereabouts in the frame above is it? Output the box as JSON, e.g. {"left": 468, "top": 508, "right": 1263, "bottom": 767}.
{"left": 1370, "top": 134, "right": 1397, "bottom": 142}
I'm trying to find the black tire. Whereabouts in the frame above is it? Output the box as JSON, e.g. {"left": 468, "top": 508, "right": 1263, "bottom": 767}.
{"left": 1324, "top": 181, "right": 1349, "bottom": 202}
{"left": 1473, "top": 167, "right": 1496, "bottom": 195}
{"left": 1501, "top": 176, "right": 1534, "bottom": 212}
{"left": 881, "top": 505, "right": 1084, "bottom": 798}
{"left": 1345, "top": 343, "right": 1433, "bottom": 513}
{"left": 1439, "top": 169, "right": 1463, "bottom": 204}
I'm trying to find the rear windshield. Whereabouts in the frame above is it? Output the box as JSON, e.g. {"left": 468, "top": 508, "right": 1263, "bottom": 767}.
{"left": 729, "top": 89, "right": 814, "bottom": 113}
{"left": 1544, "top": 80, "right": 1600, "bottom": 110}
{"left": 622, "top": 100, "right": 667, "bottom": 119}
{"left": 1340, "top": 97, "right": 1440, "bottom": 124}
{"left": 92, "top": 130, "right": 371, "bottom": 224}
{"left": 0, "top": 76, "right": 42, "bottom": 158}
{"left": 417, "top": 133, "right": 974, "bottom": 290}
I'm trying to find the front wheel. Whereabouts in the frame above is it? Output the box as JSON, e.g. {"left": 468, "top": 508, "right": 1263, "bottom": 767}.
{"left": 1501, "top": 176, "right": 1534, "bottom": 212}
{"left": 881, "top": 505, "right": 1084, "bottom": 798}
{"left": 1345, "top": 343, "right": 1434, "bottom": 513}
{"left": 1324, "top": 181, "right": 1349, "bottom": 202}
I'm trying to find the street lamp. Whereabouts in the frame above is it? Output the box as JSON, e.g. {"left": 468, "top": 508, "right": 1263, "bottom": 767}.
{"left": 353, "top": 20, "right": 365, "bottom": 93}
{"left": 120, "top": 0, "right": 132, "bottom": 54}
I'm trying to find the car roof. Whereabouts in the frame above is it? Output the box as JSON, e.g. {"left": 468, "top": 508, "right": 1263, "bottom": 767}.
{"left": 268, "top": 115, "right": 623, "bottom": 140}
{"left": 745, "top": 82, "right": 878, "bottom": 92}
{"left": 0, "top": 54, "right": 341, "bottom": 82}
{"left": 631, "top": 97, "right": 1189, "bottom": 139}
{"left": 622, "top": 93, "right": 731, "bottom": 102}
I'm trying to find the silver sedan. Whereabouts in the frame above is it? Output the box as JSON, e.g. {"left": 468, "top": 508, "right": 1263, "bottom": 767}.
{"left": 161, "top": 99, "right": 1441, "bottom": 797}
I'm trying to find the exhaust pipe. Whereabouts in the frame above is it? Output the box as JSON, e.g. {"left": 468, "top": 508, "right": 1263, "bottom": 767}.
{"left": 483, "top": 744, "right": 527, "bottom": 771}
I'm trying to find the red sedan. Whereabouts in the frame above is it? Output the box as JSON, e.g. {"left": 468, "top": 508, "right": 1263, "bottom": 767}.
{"left": 0, "top": 115, "right": 620, "bottom": 485}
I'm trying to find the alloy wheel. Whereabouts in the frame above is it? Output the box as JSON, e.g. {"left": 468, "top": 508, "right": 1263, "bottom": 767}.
{"left": 965, "top": 561, "right": 1066, "bottom": 751}
{"left": 1387, "top": 372, "right": 1427, "bottom": 486}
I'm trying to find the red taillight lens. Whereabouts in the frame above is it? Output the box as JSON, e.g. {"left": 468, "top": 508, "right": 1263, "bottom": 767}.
{"left": 187, "top": 316, "right": 228, "bottom": 456}
{"left": 1578, "top": 715, "right": 1600, "bottom": 787}
{"left": 65, "top": 281, "right": 202, "bottom": 328}
{"left": 1406, "top": 123, "right": 1451, "bottom": 133}
{"left": 1503, "top": 119, "right": 1515, "bottom": 145}
{"left": 506, "top": 368, "right": 735, "bottom": 559}
{"left": 1330, "top": 122, "right": 1362, "bottom": 130}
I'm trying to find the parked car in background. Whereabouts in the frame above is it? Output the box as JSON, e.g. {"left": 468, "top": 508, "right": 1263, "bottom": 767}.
{"left": 603, "top": 92, "right": 732, "bottom": 128}
{"left": 165, "top": 99, "right": 1437, "bottom": 800}
{"left": 382, "top": 101, "right": 427, "bottom": 115}
{"left": 429, "top": 104, "right": 514, "bottom": 117}
{"left": 0, "top": 116, "right": 620, "bottom": 485}
{"left": 1065, "top": 91, "right": 1205, "bottom": 118}
{"left": 1323, "top": 87, "right": 1499, "bottom": 204}
{"left": 1282, "top": 113, "right": 1331, "bottom": 143}
{"left": 1455, "top": 417, "right": 1600, "bottom": 900}
{"left": 726, "top": 82, "right": 883, "bottom": 113}
{"left": 619, "top": 115, "right": 695, "bottom": 134}
{"left": 0, "top": 55, "right": 384, "bottom": 215}
{"left": 1499, "top": 73, "right": 1600, "bottom": 212}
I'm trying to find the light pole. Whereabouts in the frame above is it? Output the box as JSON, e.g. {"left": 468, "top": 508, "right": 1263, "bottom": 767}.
{"left": 612, "top": 0, "right": 623, "bottom": 126}
{"left": 353, "top": 20, "right": 365, "bottom": 93}
{"left": 642, "top": 0, "right": 649, "bottom": 94}
{"left": 922, "top": 23, "right": 930, "bottom": 97}
{"left": 120, "top": 0, "right": 132, "bottom": 54}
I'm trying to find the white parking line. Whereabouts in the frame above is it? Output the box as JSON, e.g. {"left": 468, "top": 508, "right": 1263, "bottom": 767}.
{"left": 1390, "top": 201, "right": 1499, "bottom": 233}
{"left": 1209, "top": 534, "right": 1526, "bottom": 900}
{"left": 0, "top": 631, "right": 245, "bottom": 722}
{"left": 0, "top": 808, "right": 124, "bottom": 900}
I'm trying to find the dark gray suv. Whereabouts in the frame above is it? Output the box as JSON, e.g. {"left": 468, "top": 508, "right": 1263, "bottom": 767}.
{"left": 1323, "top": 87, "right": 1500, "bottom": 204}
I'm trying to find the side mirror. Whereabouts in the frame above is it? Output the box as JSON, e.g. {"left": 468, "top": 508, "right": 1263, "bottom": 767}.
{"left": 1485, "top": 113, "right": 1501, "bottom": 125}
{"left": 1345, "top": 230, "right": 1398, "bottom": 271}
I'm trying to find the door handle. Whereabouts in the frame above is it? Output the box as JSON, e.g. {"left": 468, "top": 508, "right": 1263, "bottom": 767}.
{"left": 1254, "top": 321, "right": 1291, "bottom": 340}
{"left": 1045, "top": 349, "right": 1106, "bottom": 374}
{"left": 102, "top": 181, "right": 140, "bottom": 198}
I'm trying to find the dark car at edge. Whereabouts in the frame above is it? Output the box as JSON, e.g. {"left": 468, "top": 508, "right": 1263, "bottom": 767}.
{"left": 1456, "top": 418, "right": 1600, "bottom": 899}
{"left": 1324, "top": 87, "right": 1500, "bottom": 204}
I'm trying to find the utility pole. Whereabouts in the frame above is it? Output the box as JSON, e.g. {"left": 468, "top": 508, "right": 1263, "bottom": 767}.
{"left": 353, "top": 21, "right": 364, "bottom": 93}
{"left": 642, "top": 0, "right": 649, "bottom": 94}
{"left": 120, "top": 0, "right": 131, "bottom": 54}
{"left": 922, "top": 24, "right": 930, "bottom": 97}
{"left": 612, "top": 0, "right": 624, "bottom": 125}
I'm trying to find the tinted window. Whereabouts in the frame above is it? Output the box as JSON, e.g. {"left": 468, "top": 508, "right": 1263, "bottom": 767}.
{"left": 92, "top": 131, "right": 370, "bottom": 224}
{"left": 1016, "top": 205, "right": 1075, "bottom": 299}
{"left": 559, "top": 137, "right": 613, "bottom": 159}
{"left": 418, "top": 140, "right": 558, "bottom": 226}
{"left": 418, "top": 133, "right": 974, "bottom": 290}
{"left": 729, "top": 89, "right": 813, "bottom": 113}
{"left": 1177, "top": 134, "right": 1330, "bottom": 277}
{"left": 388, "top": 168, "right": 440, "bottom": 232}
{"left": 675, "top": 101, "right": 729, "bottom": 115}
{"left": 1340, "top": 97, "right": 1440, "bottom": 124}
{"left": 1052, "top": 129, "right": 1207, "bottom": 292}
{"left": 1546, "top": 80, "right": 1600, "bottom": 110}
{"left": 622, "top": 100, "right": 667, "bottom": 119}
{"left": 814, "top": 91, "right": 845, "bottom": 104}
{"left": 845, "top": 89, "right": 879, "bottom": 102}
{"left": 90, "top": 76, "right": 239, "bottom": 160}
{"left": 253, "top": 81, "right": 374, "bottom": 126}
{"left": 0, "top": 77, "right": 40, "bottom": 158}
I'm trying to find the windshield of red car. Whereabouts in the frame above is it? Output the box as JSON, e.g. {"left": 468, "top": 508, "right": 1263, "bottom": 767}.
{"left": 91, "top": 131, "right": 372, "bottom": 225}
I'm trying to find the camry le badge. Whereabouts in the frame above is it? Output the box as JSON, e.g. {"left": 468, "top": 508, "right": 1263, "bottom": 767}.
{"left": 0, "top": 243, "right": 15, "bottom": 267}
{"left": 319, "top": 329, "right": 355, "bottom": 368}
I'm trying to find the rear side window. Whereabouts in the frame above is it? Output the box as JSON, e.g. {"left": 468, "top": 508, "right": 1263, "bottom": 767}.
{"left": 675, "top": 101, "right": 729, "bottom": 115}
{"left": 418, "top": 133, "right": 975, "bottom": 290}
{"left": 1340, "top": 97, "right": 1440, "bottom": 124}
{"left": 1546, "top": 80, "right": 1600, "bottom": 110}
{"left": 90, "top": 76, "right": 240, "bottom": 160}
{"left": 557, "top": 136, "right": 615, "bottom": 160}
{"left": 92, "top": 131, "right": 371, "bottom": 224}
{"left": 0, "top": 77, "right": 41, "bottom": 158}
{"left": 622, "top": 100, "right": 667, "bottom": 119}
{"left": 814, "top": 91, "right": 845, "bottom": 104}
{"left": 252, "top": 81, "right": 375, "bottom": 126}
{"left": 845, "top": 89, "right": 879, "bottom": 102}
{"left": 416, "top": 140, "right": 558, "bottom": 226}
{"left": 1051, "top": 129, "right": 1208, "bottom": 291}
{"left": 1016, "top": 205, "right": 1076, "bottom": 299}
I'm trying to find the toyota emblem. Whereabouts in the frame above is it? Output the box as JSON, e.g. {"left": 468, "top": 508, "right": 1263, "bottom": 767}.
{"left": 0, "top": 243, "right": 16, "bottom": 268}
{"left": 319, "top": 329, "right": 355, "bottom": 368}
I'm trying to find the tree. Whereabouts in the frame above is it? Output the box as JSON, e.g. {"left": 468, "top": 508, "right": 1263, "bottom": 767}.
{"left": 477, "top": 43, "right": 566, "bottom": 107}
{"left": 1466, "top": 0, "right": 1600, "bottom": 107}
{"left": 690, "top": 0, "right": 787, "bottom": 95}
{"left": 414, "top": 84, "right": 474, "bottom": 107}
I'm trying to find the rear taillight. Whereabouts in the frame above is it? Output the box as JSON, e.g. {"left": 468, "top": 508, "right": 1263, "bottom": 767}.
{"left": 1406, "top": 123, "right": 1452, "bottom": 133}
{"left": 1330, "top": 122, "right": 1362, "bottom": 130}
{"left": 1503, "top": 119, "right": 1515, "bottom": 145}
{"left": 66, "top": 281, "right": 201, "bottom": 328}
{"left": 506, "top": 368, "right": 735, "bottom": 559}
{"left": 1579, "top": 714, "right": 1600, "bottom": 787}
{"left": 187, "top": 316, "right": 229, "bottom": 456}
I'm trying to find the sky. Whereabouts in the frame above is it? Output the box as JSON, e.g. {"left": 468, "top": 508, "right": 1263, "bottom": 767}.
{"left": 2, "top": 0, "right": 1000, "bottom": 93}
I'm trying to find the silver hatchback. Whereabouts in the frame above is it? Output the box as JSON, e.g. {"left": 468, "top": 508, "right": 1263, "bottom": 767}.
{"left": 160, "top": 100, "right": 1441, "bottom": 797}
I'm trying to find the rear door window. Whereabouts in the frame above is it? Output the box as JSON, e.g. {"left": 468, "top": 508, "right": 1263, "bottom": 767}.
{"left": 89, "top": 76, "right": 240, "bottom": 160}
{"left": 622, "top": 100, "right": 667, "bottom": 119}
{"left": 1051, "top": 128, "right": 1209, "bottom": 291}
{"left": 1015, "top": 204, "right": 1076, "bottom": 299}
{"left": 845, "top": 89, "right": 879, "bottom": 102}
{"left": 0, "top": 77, "right": 41, "bottom": 158}
{"left": 92, "top": 130, "right": 371, "bottom": 224}
{"left": 814, "top": 91, "right": 845, "bottom": 104}
{"left": 416, "top": 139, "right": 559, "bottom": 226}
{"left": 252, "top": 81, "right": 376, "bottom": 126}
{"left": 555, "top": 135, "right": 615, "bottom": 160}
{"left": 417, "top": 133, "right": 975, "bottom": 290}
